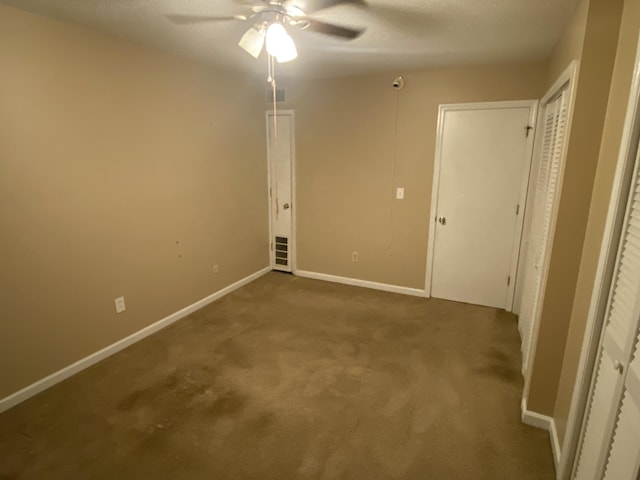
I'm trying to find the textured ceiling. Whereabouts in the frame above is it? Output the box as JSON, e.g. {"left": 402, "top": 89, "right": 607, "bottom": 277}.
{"left": 1, "top": 0, "right": 581, "bottom": 79}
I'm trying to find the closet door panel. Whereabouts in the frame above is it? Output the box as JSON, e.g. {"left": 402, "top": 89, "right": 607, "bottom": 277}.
{"left": 519, "top": 93, "right": 565, "bottom": 372}
{"left": 574, "top": 143, "right": 640, "bottom": 480}
{"left": 603, "top": 332, "right": 640, "bottom": 480}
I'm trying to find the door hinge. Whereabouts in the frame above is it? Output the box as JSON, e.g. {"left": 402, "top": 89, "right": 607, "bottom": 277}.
{"left": 269, "top": 187, "right": 272, "bottom": 198}
{"left": 516, "top": 204, "right": 520, "bottom": 215}
{"left": 525, "top": 125, "right": 533, "bottom": 138}
{"left": 507, "top": 275, "right": 511, "bottom": 286}
{"left": 270, "top": 242, "right": 273, "bottom": 251}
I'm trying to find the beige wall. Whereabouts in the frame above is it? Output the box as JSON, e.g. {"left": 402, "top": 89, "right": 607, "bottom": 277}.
{"left": 552, "top": 0, "right": 640, "bottom": 444}
{"left": 547, "top": 0, "right": 589, "bottom": 84}
{"left": 527, "top": 0, "right": 624, "bottom": 415}
{"left": 0, "top": 6, "right": 269, "bottom": 398}
{"left": 281, "top": 64, "right": 546, "bottom": 289}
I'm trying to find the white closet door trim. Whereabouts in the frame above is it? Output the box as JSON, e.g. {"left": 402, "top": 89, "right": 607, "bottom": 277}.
{"left": 424, "top": 99, "right": 538, "bottom": 309}
{"left": 521, "top": 61, "right": 579, "bottom": 402}
{"left": 560, "top": 35, "right": 640, "bottom": 480}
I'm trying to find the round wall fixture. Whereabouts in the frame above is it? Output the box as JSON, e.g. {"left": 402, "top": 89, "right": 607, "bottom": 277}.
{"left": 392, "top": 76, "right": 405, "bottom": 90}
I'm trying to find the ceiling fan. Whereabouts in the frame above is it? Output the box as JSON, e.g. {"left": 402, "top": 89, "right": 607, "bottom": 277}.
{"left": 166, "top": 0, "right": 367, "bottom": 63}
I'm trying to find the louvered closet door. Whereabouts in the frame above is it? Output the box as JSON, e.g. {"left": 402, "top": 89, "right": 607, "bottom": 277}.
{"left": 574, "top": 144, "right": 640, "bottom": 480}
{"left": 603, "top": 355, "right": 640, "bottom": 480}
{"left": 518, "top": 98, "right": 556, "bottom": 369}
{"left": 519, "top": 90, "right": 569, "bottom": 373}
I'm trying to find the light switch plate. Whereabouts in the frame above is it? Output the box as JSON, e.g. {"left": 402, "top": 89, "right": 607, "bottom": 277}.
{"left": 396, "top": 187, "right": 405, "bottom": 200}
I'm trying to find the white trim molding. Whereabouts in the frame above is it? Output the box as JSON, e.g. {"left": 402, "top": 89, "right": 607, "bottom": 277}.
{"left": 296, "top": 270, "right": 425, "bottom": 297}
{"left": 0, "top": 266, "right": 272, "bottom": 414}
{"left": 521, "top": 398, "right": 562, "bottom": 475}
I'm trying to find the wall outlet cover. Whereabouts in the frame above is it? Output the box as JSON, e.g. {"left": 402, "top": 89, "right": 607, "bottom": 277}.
{"left": 114, "top": 296, "right": 126, "bottom": 314}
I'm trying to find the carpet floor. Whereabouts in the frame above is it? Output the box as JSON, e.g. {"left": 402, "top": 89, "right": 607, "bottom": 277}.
{"left": 0, "top": 272, "right": 555, "bottom": 479}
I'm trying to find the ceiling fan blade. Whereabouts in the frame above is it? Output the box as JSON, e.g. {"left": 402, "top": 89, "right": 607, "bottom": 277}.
{"left": 238, "top": 26, "right": 265, "bottom": 59}
{"left": 166, "top": 14, "right": 247, "bottom": 25}
{"left": 305, "top": 20, "right": 365, "bottom": 40}
{"left": 292, "top": 0, "right": 366, "bottom": 13}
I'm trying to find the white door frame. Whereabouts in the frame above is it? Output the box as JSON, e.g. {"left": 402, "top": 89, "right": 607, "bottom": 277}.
{"left": 266, "top": 109, "right": 297, "bottom": 273}
{"left": 559, "top": 37, "right": 640, "bottom": 480}
{"left": 424, "top": 100, "right": 538, "bottom": 311}
{"left": 521, "top": 61, "right": 580, "bottom": 405}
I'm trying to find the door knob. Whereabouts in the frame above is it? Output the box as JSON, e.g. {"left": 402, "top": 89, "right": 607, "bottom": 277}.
{"left": 614, "top": 360, "right": 624, "bottom": 375}
{"left": 438, "top": 216, "right": 447, "bottom": 225}
{"left": 283, "top": 203, "right": 290, "bottom": 210}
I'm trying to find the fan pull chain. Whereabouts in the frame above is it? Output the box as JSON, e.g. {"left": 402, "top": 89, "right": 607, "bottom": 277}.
{"left": 271, "top": 55, "right": 278, "bottom": 139}
{"left": 268, "top": 54, "right": 280, "bottom": 220}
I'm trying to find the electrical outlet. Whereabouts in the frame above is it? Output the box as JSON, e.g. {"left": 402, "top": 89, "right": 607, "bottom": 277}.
{"left": 352, "top": 251, "right": 359, "bottom": 263}
{"left": 114, "top": 296, "right": 126, "bottom": 314}
{"left": 213, "top": 264, "right": 219, "bottom": 274}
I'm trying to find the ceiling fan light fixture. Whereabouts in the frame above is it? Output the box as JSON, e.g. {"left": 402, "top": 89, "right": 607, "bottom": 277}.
{"left": 238, "top": 26, "right": 265, "bottom": 59}
{"left": 266, "top": 22, "right": 298, "bottom": 63}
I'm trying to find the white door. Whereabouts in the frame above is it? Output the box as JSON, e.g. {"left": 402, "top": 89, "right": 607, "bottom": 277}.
{"left": 428, "top": 102, "right": 536, "bottom": 309}
{"left": 519, "top": 88, "right": 570, "bottom": 373}
{"left": 573, "top": 138, "right": 640, "bottom": 480}
{"left": 267, "top": 110, "right": 295, "bottom": 272}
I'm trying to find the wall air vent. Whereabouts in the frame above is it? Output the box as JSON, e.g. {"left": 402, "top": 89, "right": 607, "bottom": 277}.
{"left": 274, "top": 236, "right": 288, "bottom": 266}
{"left": 267, "top": 88, "right": 285, "bottom": 103}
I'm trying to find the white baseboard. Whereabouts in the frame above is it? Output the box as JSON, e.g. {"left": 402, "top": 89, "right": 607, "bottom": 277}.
{"left": 521, "top": 397, "right": 562, "bottom": 476}
{"left": 295, "top": 270, "right": 426, "bottom": 297}
{"left": 521, "top": 397, "right": 552, "bottom": 429}
{"left": 550, "top": 419, "right": 561, "bottom": 472}
{"left": 0, "top": 266, "right": 271, "bottom": 414}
